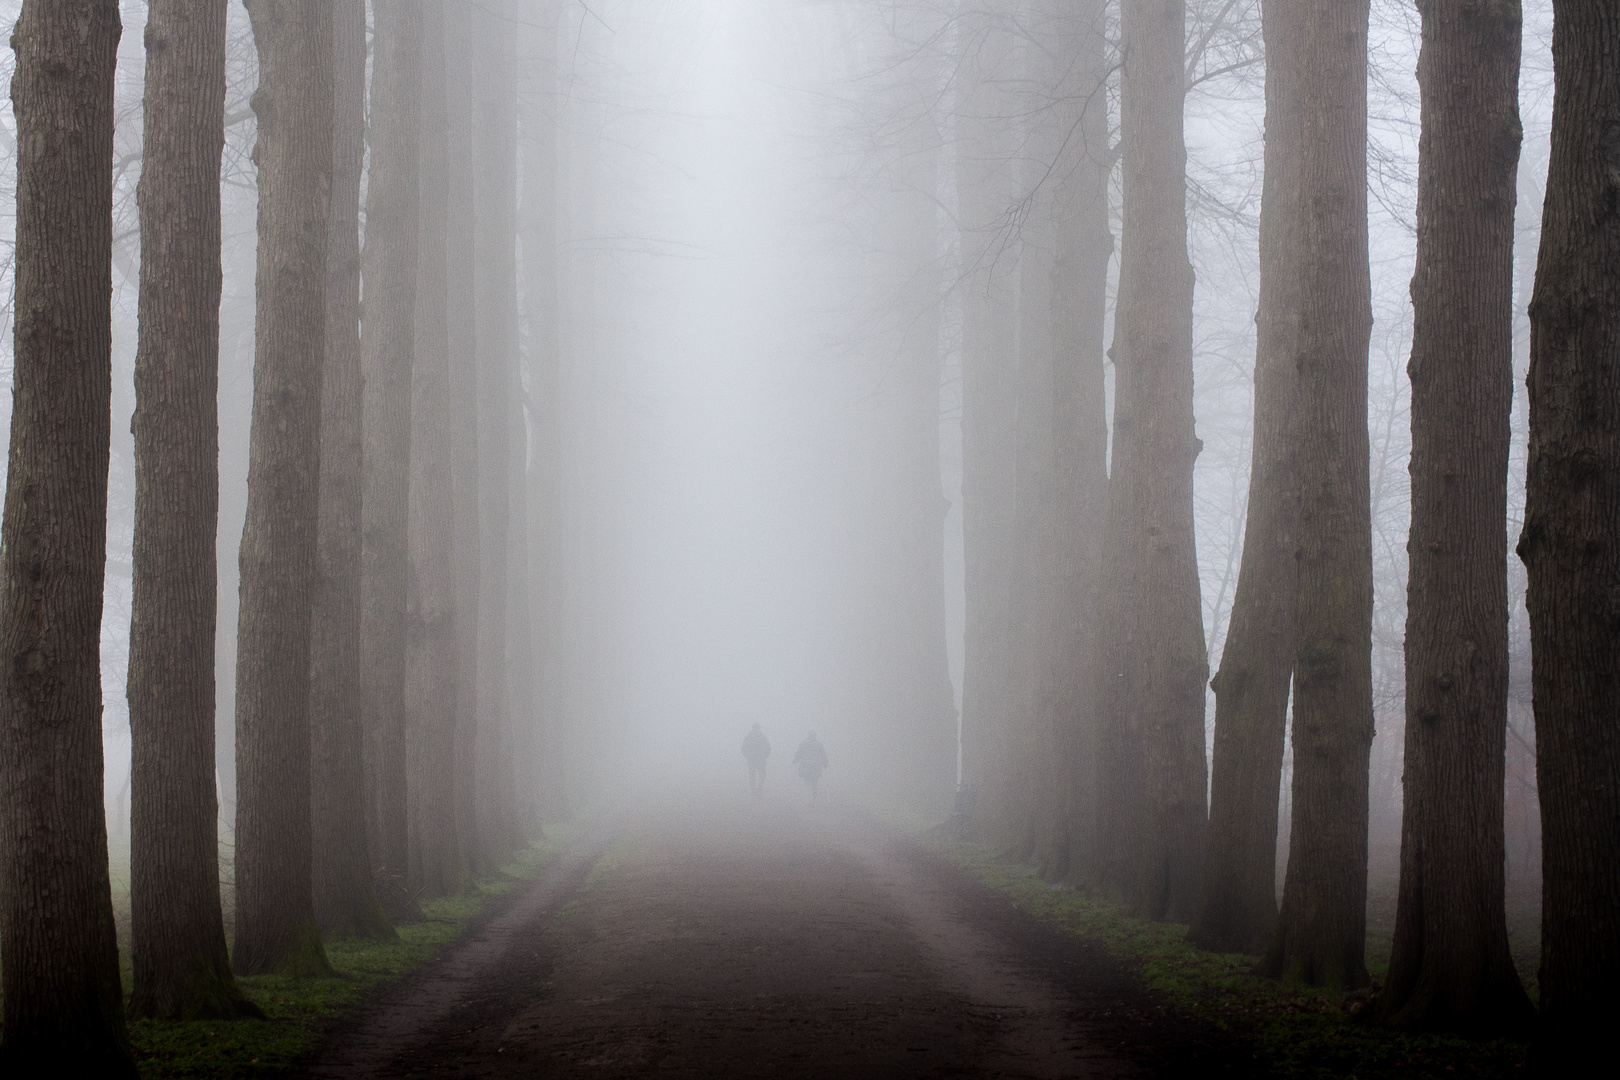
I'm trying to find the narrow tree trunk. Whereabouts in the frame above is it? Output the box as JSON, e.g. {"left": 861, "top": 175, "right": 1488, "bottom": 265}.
{"left": 128, "top": 0, "right": 260, "bottom": 1017}
{"left": 474, "top": 0, "right": 520, "bottom": 861}
{"left": 1260, "top": 0, "right": 1376, "bottom": 991}
{"left": 1093, "top": 0, "right": 1208, "bottom": 922}
{"left": 1042, "top": 0, "right": 1112, "bottom": 885}
{"left": 407, "top": 0, "right": 468, "bottom": 898}
{"left": 359, "top": 0, "right": 424, "bottom": 919}
{"left": 0, "top": 0, "right": 135, "bottom": 1070}
{"left": 1378, "top": 0, "right": 1533, "bottom": 1035}
{"left": 1191, "top": 0, "right": 1303, "bottom": 955}
{"left": 233, "top": 0, "right": 334, "bottom": 978}
{"left": 1517, "top": 1, "right": 1620, "bottom": 1064}
{"left": 311, "top": 0, "right": 395, "bottom": 944}
{"left": 446, "top": 0, "right": 485, "bottom": 876}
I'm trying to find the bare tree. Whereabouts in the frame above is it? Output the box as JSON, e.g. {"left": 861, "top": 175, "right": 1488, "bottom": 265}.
{"left": 311, "top": 0, "right": 395, "bottom": 942}
{"left": 232, "top": 0, "right": 334, "bottom": 977}
{"left": 1518, "top": 0, "right": 1620, "bottom": 1064}
{"left": 128, "top": 0, "right": 262, "bottom": 1016}
{"left": 1260, "top": 0, "right": 1376, "bottom": 991}
{"left": 0, "top": 0, "right": 136, "bottom": 1069}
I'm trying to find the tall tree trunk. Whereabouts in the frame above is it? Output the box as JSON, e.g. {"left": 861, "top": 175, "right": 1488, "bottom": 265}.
{"left": 1191, "top": 0, "right": 1303, "bottom": 955}
{"left": 446, "top": 0, "right": 485, "bottom": 876}
{"left": 474, "top": 0, "right": 520, "bottom": 860}
{"left": 311, "top": 0, "right": 395, "bottom": 944}
{"left": 956, "top": 0, "right": 1021, "bottom": 835}
{"left": 359, "top": 0, "right": 424, "bottom": 919}
{"left": 1092, "top": 0, "right": 1208, "bottom": 922}
{"left": 0, "top": 1, "right": 135, "bottom": 1070}
{"left": 1518, "top": 1, "right": 1620, "bottom": 1064}
{"left": 1378, "top": 0, "right": 1533, "bottom": 1036}
{"left": 407, "top": 0, "right": 467, "bottom": 900}
{"left": 128, "top": 0, "right": 260, "bottom": 1018}
{"left": 1259, "top": 0, "right": 1375, "bottom": 991}
{"left": 1042, "top": 0, "right": 1112, "bottom": 885}
{"left": 233, "top": 0, "right": 334, "bottom": 978}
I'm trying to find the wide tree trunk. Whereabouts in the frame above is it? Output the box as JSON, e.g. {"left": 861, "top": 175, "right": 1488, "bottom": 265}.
{"left": 232, "top": 0, "right": 334, "bottom": 978}
{"left": 359, "top": 0, "right": 424, "bottom": 918}
{"left": 1378, "top": 0, "right": 1533, "bottom": 1036}
{"left": 407, "top": 0, "right": 468, "bottom": 899}
{"left": 1042, "top": 0, "right": 1112, "bottom": 885}
{"left": 1092, "top": 0, "right": 1208, "bottom": 922}
{"left": 1190, "top": 0, "right": 1303, "bottom": 956}
{"left": 311, "top": 0, "right": 395, "bottom": 944}
{"left": 128, "top": 0, "right": 260, "bottom": 1018}
{"left": 1518, "top": 1, "right": 1620, "bottom": 1064}
{"left": 474, "top": 0, "right": 521, "bottom": 860}
{"left": 0, "top": 1, "right": 135, "bottom": 1071}
{"left": 1259, "top": 0, "right": 1376, "bottom": 991}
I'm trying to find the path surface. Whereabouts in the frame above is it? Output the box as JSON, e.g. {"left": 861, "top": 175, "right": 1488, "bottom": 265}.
{"left": 306, "top": 797, "right": 1245, "bottom": 1079}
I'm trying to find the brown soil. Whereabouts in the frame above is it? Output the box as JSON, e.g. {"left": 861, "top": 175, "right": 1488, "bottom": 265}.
{"left": 305, "top": 796, "right": 1252, "bottom": 1078}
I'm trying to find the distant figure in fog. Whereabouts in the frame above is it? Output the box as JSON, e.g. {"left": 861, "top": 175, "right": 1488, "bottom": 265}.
{"left": 742, "top": 723, "right": 771, "bottom": 795}
{"left": 793, "top": 732, "right": 829, "bottom": 803}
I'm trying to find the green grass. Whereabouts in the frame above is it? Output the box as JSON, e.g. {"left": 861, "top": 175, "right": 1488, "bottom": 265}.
{"left": 128, "top": 833, "right": 570, "bottom": 1079}
{"left": 923, "top": 839, "right": 1533, "bottom": 1080}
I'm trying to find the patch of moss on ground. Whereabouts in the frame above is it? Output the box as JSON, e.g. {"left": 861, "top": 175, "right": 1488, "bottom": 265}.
{"left": 923, "top": 839, "right": 1532, "bottom": 1080}
{"left": 129, "top": 833, "right": 567, "bottom": 1079}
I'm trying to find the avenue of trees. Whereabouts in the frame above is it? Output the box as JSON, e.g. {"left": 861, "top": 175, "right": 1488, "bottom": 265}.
{"left": 0, "top": 0, "right": 1614, "bottom": 1071}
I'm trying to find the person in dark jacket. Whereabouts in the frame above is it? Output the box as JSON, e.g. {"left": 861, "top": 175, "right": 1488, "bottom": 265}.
{"left": 742, "top": 723, "right": 771, "bottom": 794}
{"left": 793, "top": 732, "right": 829, "bottom": 803}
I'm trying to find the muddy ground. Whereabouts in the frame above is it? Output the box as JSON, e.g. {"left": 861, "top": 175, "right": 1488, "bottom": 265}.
{"left": 304, "top": 796, "right": 1253, "bottom": 1079}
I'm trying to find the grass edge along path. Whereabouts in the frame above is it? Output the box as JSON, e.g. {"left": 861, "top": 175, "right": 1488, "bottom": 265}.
{"left": 921, "top": 838, "right": 1532, "bottom": 1080}
{"left": 129, "top": 829, "right": 577, "bottom": 1079}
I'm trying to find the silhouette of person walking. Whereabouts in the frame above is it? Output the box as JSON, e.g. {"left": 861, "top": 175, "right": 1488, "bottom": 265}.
{"left": 793, "top": 732, "right": 829, "bottom": 803}
{"left": 742, "top": 723, "right": 771, "bottom": 795}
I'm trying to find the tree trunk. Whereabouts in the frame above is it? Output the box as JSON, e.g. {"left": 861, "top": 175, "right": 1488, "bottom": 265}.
{"left": 359, "top": 0, "right": 424, "bottom": 919}
{"left": 1042, "top": 0, "right": 1112, "bottom": 885}
{"left": 407, "top": 0, "right": 468, "bottom": 899}
{"left": 311, "top": 0, "right": 395, "bottom": 944}
{"left": 446, "top": 0, "right": 485, "bottom": 876}
{"left": 1517, "top": 1, "right": 1620, "bottom": 1064}
{"left": 1377, "top": 0, "right": 1533, "bottom": 1036}
{"left": 0, "top": 1, "right": 135, "bottom": 1071}
{"left": 1190, "top": 0, "right": 1303, "bottom": 956}
{"left": 474, "top": 0, "right": 520, "bottom": 861}
{"left": 1259, "top": 0, "right": 1376, "bottom": 991}
{"left": 233, "top": 0, "right": 334, "bottom": 978}
{"left": 1092, "top": 0, "right": 1208, "bottom": 922}
{"left": 128, "top": 0, "right": 260, "bottom": 1018}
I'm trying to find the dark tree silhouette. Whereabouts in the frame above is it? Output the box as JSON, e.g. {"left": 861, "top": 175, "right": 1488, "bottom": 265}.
{"left": 311, "top": 0, "right": 396, "bottom": 942}
{"left": 1260, "top": 0, "right": 1376, "bottom": 991}
{"left": 1518, "top": 0, "right": 1620, "bottom": 1065}
{"left": 0, "top": 0, "right": 136, "bottom": 1071}
{"left": 1192, "top": 0, "right": 1303, "bottom": 956}
{"left": 128, "top": 0, "right": 260, "bottom": 1017}
{"left": 1092, "top": 0, "right": 1208, "bottom": 922}
{"left": 232, "top": 0, "right": 335, "bottom": 978}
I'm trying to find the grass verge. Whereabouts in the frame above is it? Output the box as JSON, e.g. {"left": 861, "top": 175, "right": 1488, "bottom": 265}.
{"left": 129, "top": 831, "right": 573, "bottom": 1079}
{"left": 922, "top": 838, "right": 1532, "bottom": 1080}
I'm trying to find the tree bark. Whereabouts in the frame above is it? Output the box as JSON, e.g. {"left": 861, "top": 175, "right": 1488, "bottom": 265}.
{"left": 1092, "top": 0, "right": 1208, "bottom": 922}
{"left": 1517, "top": 1, "right": 1620, "bottom": 1064}
{"left": 1259, "top": 0, "right": 1376, "bottom": 991}
{"left": 232, "top": 0, "right": 334, "bottom": 978}
{"left": 1190, "top": 0, "right": 1303, "bottom": 956}
{"left": 360, "top": 0, "right": 424, "bottom": 919}
{"left": 0, "top": 0, "right": 136, "bottom": 1070}
{"left": 128, "top": 0, "right": 260, "bottom": 1018}
{"left": 407, "top": 0, "right": 468, "bottom": 899}
{"left": 1377, "top": 0, "right": 1533, "bottom": 1036}
{"left": 311, "top": 0, "right": 395, "bottom": 944}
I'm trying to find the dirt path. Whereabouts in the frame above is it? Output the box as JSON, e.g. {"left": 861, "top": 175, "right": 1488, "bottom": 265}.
{"left": 305, "top": 797, "right": 1246, "bottom": 1079}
